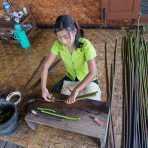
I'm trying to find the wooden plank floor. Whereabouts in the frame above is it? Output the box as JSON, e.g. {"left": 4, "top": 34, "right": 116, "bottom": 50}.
{"left": 0, "top": 140, "right": 25, "bottom": 148}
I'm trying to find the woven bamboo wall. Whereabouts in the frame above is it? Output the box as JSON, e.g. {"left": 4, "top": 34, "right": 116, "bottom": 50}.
{"left": 0, "top": 0, "right": 101, "bottom": 25}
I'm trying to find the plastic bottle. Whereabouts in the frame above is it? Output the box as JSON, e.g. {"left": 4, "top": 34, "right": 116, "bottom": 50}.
{"left": 13, "top": 23, "right": 31, "bottom": 49}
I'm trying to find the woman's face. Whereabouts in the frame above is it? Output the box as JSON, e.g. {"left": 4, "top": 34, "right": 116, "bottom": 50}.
{"left": 56, "top": 29, "right": 76, "bottom": 48}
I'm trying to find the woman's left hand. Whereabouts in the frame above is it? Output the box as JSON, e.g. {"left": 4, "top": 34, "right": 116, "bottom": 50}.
{"left": 65, "top": 88, "right": 79, "bottom": 104}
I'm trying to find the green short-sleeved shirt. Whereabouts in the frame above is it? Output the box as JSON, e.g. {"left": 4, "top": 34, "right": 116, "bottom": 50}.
{"left": 50, "top": 38, "right": 97, "bottom": 81}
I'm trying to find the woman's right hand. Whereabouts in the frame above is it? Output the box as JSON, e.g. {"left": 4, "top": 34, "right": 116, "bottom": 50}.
{"left": 42, "top": 88, "right": 54, "bottom": 102}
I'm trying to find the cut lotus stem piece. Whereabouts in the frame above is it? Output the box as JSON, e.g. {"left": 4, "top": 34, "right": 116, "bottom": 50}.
{"left": 37, "top": 109, "right": 80, "bottom": 121}
{"left": 77, "top": 91, "right": 98, "bottom": 99}
{"left": 31, "top": 110, "right": 38, "bottom": 115}
{"left": 37, "top": 107, "right": 56, "bottom": 113}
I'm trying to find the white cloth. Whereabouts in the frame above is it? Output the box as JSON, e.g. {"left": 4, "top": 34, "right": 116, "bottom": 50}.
{"left": 61, "top": 80, "right": 101, "bottom": 101}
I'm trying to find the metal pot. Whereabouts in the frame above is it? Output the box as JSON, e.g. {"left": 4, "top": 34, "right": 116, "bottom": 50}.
{"left": 0, "top": 91, "right": 21, "bottom": 135}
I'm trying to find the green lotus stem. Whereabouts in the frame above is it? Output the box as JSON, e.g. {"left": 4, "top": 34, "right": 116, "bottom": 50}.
{"left": 37, "top": 107, "right": 56, "bottom": 113}
{"left": 76, "top": 91, "right": 98, "bottom": 99}
{"left": 50, "top": 91, "right": 98, "bottom": 102}
{"left": 38, "top": 110, "right": 80, "bottom": 121}
{"left": 121, "top": 29, "right": 148, "bottom": 147}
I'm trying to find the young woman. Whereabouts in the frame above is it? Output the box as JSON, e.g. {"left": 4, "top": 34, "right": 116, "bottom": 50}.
{"left": 41, "top": 15, "right": 101, "bottom": 104}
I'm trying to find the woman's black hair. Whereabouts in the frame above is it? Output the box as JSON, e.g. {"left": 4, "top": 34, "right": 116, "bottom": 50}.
{"left": 54, "top": 15, "right": 84, "bottom": 48}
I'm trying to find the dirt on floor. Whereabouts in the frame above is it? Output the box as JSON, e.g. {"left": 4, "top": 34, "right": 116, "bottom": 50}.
{"left": 0, "top": 28, "right": 126, "bottom": 148}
